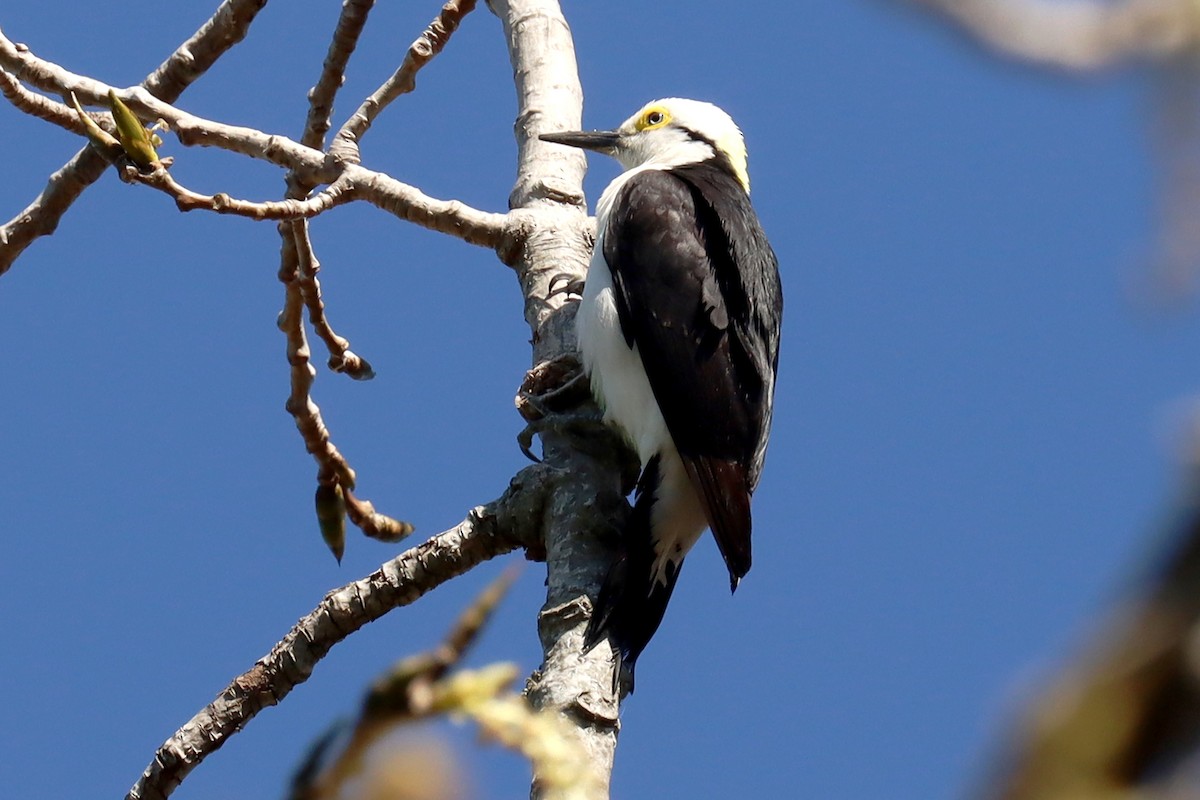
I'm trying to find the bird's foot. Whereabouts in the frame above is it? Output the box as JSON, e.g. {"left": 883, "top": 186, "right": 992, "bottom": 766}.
{"left": 516, "top": 354, "right": 596, "bottom": 462}
{"left": 516, "top": 354, "right": 590, "bottom": 423}
{"left": 548, "top": 271, "right": 586, "bottom": 299}
{"left": 517, "top": 409, "right": 609, "bottom": 463}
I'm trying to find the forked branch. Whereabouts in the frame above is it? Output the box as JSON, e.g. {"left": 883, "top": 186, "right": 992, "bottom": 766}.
{"left": 0, "top": 28, "right": 507, "bottom": 253}
{"left": 0, "top": 0, "right": 270, "bottom": 273}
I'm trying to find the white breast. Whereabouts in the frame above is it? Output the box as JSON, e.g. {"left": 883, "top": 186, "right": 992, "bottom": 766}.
{"left": 577, "top": 168, "right": 709, "bottom": 584}
{"left": 577, "top": 168, "right": 671, "bottom": 465}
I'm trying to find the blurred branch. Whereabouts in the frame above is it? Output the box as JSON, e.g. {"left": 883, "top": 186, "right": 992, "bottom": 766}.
{"left": 904, "top": 0, "right": 1200, "bottom": 301}
{"left": 907, "top": 0, "right": 1200, "bottom": 70}
{"left": 0, "top": 0, "right": 269, "bottom": 274}
{"left": 293, "top": 566, "right": 598, "bottom": 800}
{"left": 985, "top": 456, "right": 1200, "bottom": 799}
{"left": 125, "top": 467, "right": 550, "bottom": 800}
{"left": 294, "top": 567, "right": 519, "bottom": 798}
{"left": 1147, "top": 53, "right": 1200, "bottom": 304}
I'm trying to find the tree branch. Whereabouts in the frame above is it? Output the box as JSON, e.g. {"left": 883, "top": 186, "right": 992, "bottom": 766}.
{"left": 125, "top": 466, "right": 550, "bottom": 800}
{"left": 288, "top": 219, "right": 375, "bottom": 380}
{"left": 330, "top": 0, "right": 479, "bottom": 163}
{"left": 0, "top": 29, "right": 508, "bottom": 253}
{"left": 131, "top": 168, "right": 358, "bottom": 219}
{"left": 141, "top": 0, "right": 270, "bottom": 101}
{"left": 276, "top": 226, "right": 410, "bottom": 559}
{"left": 906, "top": 0, "right": 1200, "bottom": 70}
{"left": 490, "top": 1, "right": 634, "bottom": 796}
{"left": 985, "top": 456, "right": 1200, "bottom": 799}
{"left": 297, "top": 0, "right": 376, "bottom": 153}
{"left": 0, "top": 68, "right": 90, "bottom": 134}
{"left": 0, "top": 0, "right": 270, "bottom": 274}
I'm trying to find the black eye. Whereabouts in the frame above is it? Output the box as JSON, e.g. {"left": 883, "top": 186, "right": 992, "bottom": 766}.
{"left": 646, "top": 111, "right": 664, "bottom": 126}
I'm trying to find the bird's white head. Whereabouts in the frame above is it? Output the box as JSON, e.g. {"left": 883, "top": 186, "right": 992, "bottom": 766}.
{"left": 541, "top": 98, "right": 751, "bottom": 193}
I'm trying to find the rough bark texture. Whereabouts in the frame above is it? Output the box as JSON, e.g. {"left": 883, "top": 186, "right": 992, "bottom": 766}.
{"left": 126, "top": 467, "right": 548, "bottom": 800}
{"left": 491, "top": 1, "right": 629, "bottom": 796}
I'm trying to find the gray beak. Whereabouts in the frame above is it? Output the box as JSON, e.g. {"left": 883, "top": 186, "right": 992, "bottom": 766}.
{"left": 539, "top": 130, "right": 622, "bottom": 155}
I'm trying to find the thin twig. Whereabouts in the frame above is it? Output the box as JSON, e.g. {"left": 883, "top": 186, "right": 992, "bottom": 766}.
{"left": 299, "top": 0, "right": 377, "bottom": 153}
{"left": 330, "top": 0, "right": 479, "bottom": 163}
{"left": 277, "top": 229, "right": 411, "bottom": 551}
{"left": 0, "top": 32, "right": 508, "bottom": 250}
{"left": 272, "top": 0, "right": 376, "bottom": 489}
{"left": 0, "top": 0, "right": 270, "bottom": 273}
{"left": 125, "top": 469, "right": 549, "bottom": 800}
{"left": 290, "top": 220, "right": 374, "bottom": 378}
{"left": 131, "top": 168, "right": 357, "bottom": 219}
{"left": 277, "top": 0, "right": 377, "bottom": 392}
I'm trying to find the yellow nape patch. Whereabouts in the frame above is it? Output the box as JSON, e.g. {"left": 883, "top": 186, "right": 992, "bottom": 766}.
{"left": 720, "top": 134, "right": 750, "bottom": 194}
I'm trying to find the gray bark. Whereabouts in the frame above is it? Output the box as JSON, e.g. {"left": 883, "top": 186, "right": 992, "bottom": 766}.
{"left": 491, "top": 1, "right": 630, "bottom": 796}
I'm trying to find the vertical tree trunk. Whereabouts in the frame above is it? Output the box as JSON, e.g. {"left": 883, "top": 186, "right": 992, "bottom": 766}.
{"left": 491, "top": 1, "right": 625, "bottom": 795}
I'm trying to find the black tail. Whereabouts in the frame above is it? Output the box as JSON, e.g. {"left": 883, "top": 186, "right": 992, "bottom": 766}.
{"left": 583, "top": 456, "right": 683, "bottom": 693}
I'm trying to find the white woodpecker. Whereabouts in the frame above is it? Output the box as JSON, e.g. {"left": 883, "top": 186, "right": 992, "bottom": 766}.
{"left": 541, "top": 98, "right": 783, "bottom": 688}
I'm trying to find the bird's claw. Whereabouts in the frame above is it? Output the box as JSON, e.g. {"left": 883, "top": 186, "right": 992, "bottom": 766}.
{"left": 516, "top": 355, "right": 589, "bottom": 422}
{"left": 548, "top": 272, "right": 586, "bottom": 299}
{"left": 516, "top": 409, "right": 608, "bottom": 464}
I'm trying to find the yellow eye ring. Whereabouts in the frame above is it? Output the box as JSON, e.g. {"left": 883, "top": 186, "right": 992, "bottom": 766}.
{"left": 639, "top": 108, "right": 670, "bottom": 130}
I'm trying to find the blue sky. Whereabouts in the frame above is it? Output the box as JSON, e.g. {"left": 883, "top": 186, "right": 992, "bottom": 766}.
{"left": 2, "top": 2, "right": 1198, "bottom": 798}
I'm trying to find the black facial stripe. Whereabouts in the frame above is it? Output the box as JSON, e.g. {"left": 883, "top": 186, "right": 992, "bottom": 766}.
{"left": 681, "top": 126, "right": 738, "bottom": 182}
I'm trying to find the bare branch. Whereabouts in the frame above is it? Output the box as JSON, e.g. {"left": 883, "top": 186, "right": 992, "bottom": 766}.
{"left": 0, "top": 0, "right": 270, "bottom": 272}
{"left": 0, "top": 32, "right": 508, "bottom": 240}
{"left": 1145, "top": 53, "right": 1200, "bottom": 304}
{"left": 299, "top": 0, "right": 377, "bottom": 152}
{"left": 289, "top": 220, "right": 375, "bottom": 379}
{"left": 127, "top": 168, "right": 356, "bottom": 219}
{"left": 331, "top": 0, "right": 479, "bottom": 163}
{"left": 352, "top": 170, "right": 508, "bottom": 247}
{"left": 907, "top": 0, "right": 1200, "bottom": 70}
{"left": 276, "top": 231, "right": 411, "bottom": 555}
{"left": 0, "top": 68, "right": 91, "bottom": 135}
{"left": 269, "top": 0, "right": 486, "bottom": 563}
{"left": 125, "top": 469, "right": 548, "bottom": 800}
{"left": 0, "top": 145, "right": 107, "bottom": 275}
{"left": 142, "top": 0, "right": 270, "bottom": 100}
{"left": 0, "top": 31, "right": 508, "bottom": 249}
